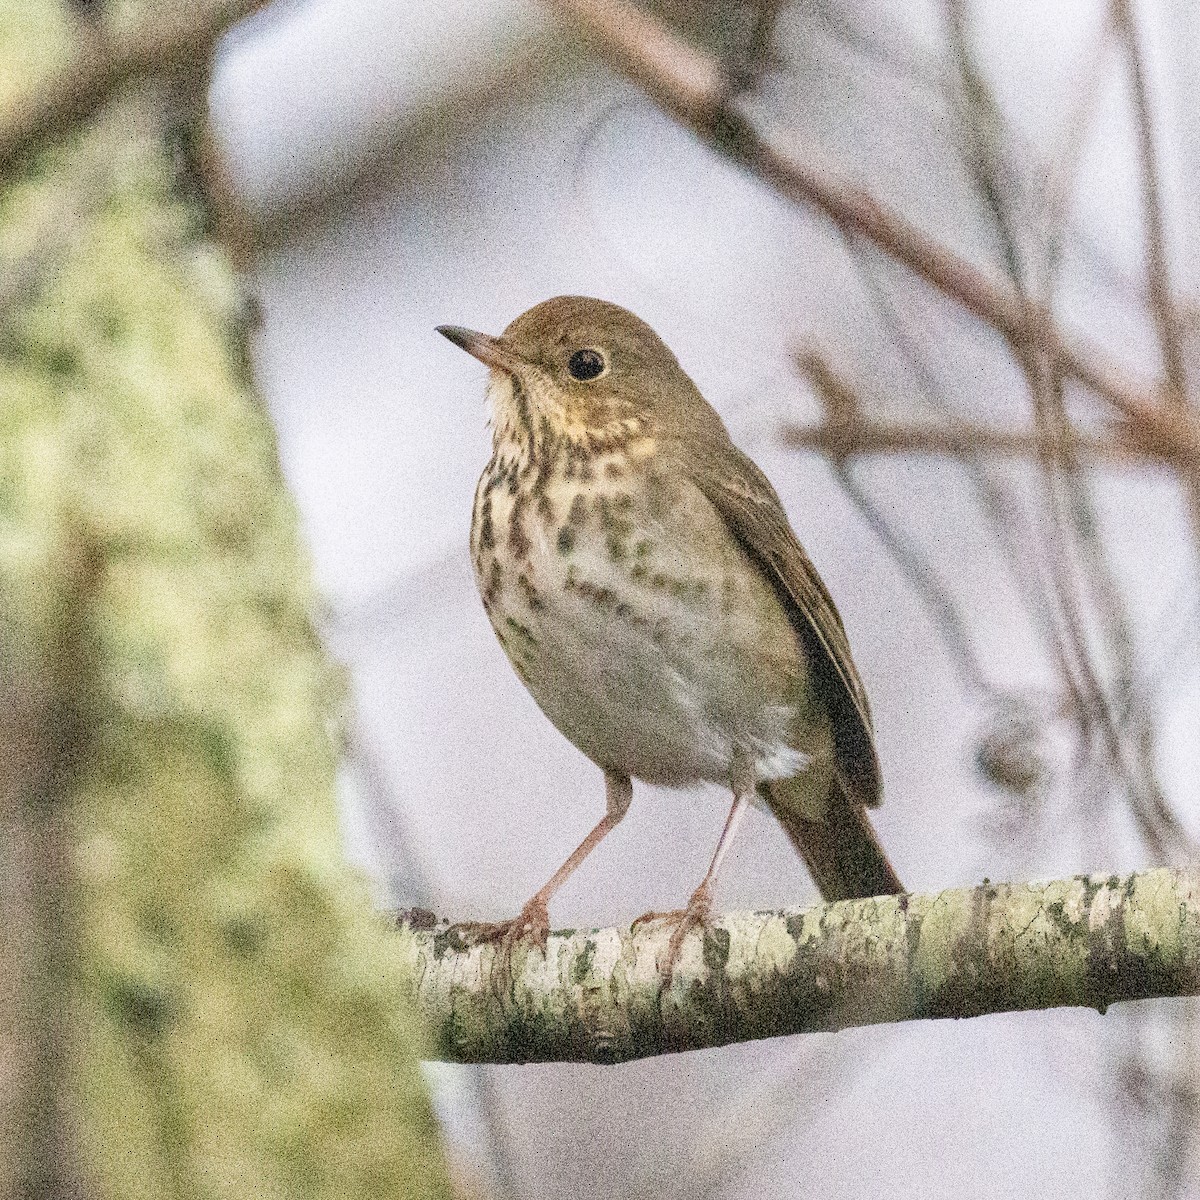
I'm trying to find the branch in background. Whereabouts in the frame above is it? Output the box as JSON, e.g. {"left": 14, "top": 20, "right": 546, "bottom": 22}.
{"left": 942, "top": 0, "right": 1025, "bottom": 284}
{"left": 805, "top": 0, "right": 945, "bottom": 94}
{"left": 833, "top": 250, "right": 1072, "bottom": 704}
{"left": 1112, "top": 0, "right": 1188, "bottom": 403}
{"left": 937, "top": 2, "right": 1190, "bottom": 866}
{"left": 0, "top": 0, "right": 269, "bottom": 177}
{"left": 1111, "top": 0, "right": 1200, "bottom": 636}
{"left": 1031, "top": 3, "right": 1168, "bottom": 819}
{"left": 723, "top": 0, "right": 787, "bottom": 96}
{"left": 790, "top": 350, "right": 1178, "bottom": 465}
{"left": 243, "top": 27, "right": 580, "bottom": 252}
{"left": 1042, "top": 10, "right": 1115, "bottom": 284}
{"left": 831, "top": 456, "right": 1000, "bottom": 700}
{"left": 539, "top": 0, "right": 1199, "bottom": 450}
{"left": 394, "top": 867, "right": 1200, "bottom": 1065}
{"left": 782, "top": 417, "right": 1150, "bottom": 464}
{"left": 794, "top": 349, "right": 1026, "bottom": 702}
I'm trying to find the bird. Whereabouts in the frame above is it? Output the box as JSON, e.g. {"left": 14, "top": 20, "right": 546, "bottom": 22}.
{"left": 437, "top": 296, "right": 903, "bottom": 976}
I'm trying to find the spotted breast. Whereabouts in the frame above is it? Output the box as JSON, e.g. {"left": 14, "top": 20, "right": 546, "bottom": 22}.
{"left": 470, "top": 376, "right": 824, "bottom": 793}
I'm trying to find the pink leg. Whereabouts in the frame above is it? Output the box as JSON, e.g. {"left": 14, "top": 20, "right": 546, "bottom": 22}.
{"left": 458, "top": 770, "right": 632, "bottom": 952}
{"left": 635, "top": 765, "right": 754, "bottom": 981}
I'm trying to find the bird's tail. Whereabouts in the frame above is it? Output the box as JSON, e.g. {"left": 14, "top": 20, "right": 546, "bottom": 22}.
{"left": 760, "top": 774, "right": 904, "bottom": 901}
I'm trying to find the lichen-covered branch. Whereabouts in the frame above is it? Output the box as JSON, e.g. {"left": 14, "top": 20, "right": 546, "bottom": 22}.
{"left": 395, "top": 867, "right": 1200, "bottom": 1064}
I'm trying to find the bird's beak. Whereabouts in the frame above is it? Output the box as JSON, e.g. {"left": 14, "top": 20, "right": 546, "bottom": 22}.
{"left": 436, "top": 325, "right": 527, "bottom": 375}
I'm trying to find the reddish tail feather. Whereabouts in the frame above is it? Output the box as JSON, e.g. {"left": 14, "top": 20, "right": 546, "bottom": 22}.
{"left": 762, "top": 776, "right": 904, "bottom": 901}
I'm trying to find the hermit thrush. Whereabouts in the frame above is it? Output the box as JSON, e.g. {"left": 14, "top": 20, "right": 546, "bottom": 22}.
{"left": 438, "top": 297, "right": 902, "bottom": 973}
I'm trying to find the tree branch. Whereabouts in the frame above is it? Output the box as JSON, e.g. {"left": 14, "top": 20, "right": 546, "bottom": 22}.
{"left": 780, "top": 417, "right": 1156, "bottom": 465}
{"left": 539, "top": 0, "right": 1200, "bottom": 453}
{"left": 394, "top": 867, "right": 1200, "bottom": 1064}
{"left": 1112, "top": 0, "right": 1188, "bottom": 402}
{"left": 790, "top": 347, "right": 1182, "bottom": 466}
{"left": 0, "top": 0, "right": 269, "bottom": 177}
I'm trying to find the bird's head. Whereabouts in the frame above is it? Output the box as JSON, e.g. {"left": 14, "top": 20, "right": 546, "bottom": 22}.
{"left": 438, "top": 295, "right": 721, "bottom": 452}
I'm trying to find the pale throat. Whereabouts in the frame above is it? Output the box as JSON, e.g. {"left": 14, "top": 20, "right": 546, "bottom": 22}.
{"left": 485, "top": 369, "right": 648, "bottom": 461}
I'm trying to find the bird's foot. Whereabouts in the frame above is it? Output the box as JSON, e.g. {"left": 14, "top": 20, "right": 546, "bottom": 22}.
{"left": 630, "top": 907, "right": 683, "bottom": 935}
{"left": 451, "top": 895, "right": 551, "bottom": 954}
{"left": 632, "top": 886, "right": 714, "bottom": 986}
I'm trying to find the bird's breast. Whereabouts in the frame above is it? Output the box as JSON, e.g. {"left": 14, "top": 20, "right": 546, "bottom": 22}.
{"left": 471, "top": 443, "right": 816, "bottom": 788}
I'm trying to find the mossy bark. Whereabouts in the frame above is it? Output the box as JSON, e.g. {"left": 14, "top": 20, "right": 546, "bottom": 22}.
{"left": 0, "top": 5, "right": 452, "bottom": 1197}
{"left": 396, "top": 867, "right": 1200, "bottom": 1064}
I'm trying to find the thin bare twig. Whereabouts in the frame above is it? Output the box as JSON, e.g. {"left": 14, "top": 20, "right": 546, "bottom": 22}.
{"left": 803, "top": 0, "right": 944, "bottom": 93}
{"left": 1027, "top": 350, "right": 1184, "bottom": 859}
{"left": 943, "top": 0, "right": 1026, "bottom": 283}
{"left": 1042, "top": 10, "right": 1117, "bottom": 287}
{"left": 1112, "top": 0, "right": 1188, "bottom": 402}
{"left": 1025, "top": 5, "right": 1183, "bottom": 867}
{"left": 833, "top": 460, "right": 997, "bottom": 699}
{"left": 937, "top": 29, "right": 1104, "bottom": 753}
{"left": 837, "top": 246, "right": 1073, "bottom": 704}
{"left": 0, "top": 0, "right": 270, "bottom": 177}
{"left": 242, "top": 25, "right": 579, "bottom": 252}
{"left": 538, "top": 0, "right": 1190, "bottom": 445}
{"left": 1111, "top": 0, "right": 1200, "bottom": 690}
{"left": 782, "top": 414, "right": 1155, "bottom": 466}
{"left": 795, "top": 351, "right": 998, "bottom": 698}
{"left": 723, "top": 0, "right": 787, "bottom": 96}
{"left": 940, "top": 2, "right": 1188, "bottom": 860}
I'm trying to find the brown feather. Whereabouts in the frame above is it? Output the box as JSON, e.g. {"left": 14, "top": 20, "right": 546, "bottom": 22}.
{"left": 673, "top": 439, "right": 883, "bottom": 810}
{"left": 761, "top": 776, "right": 904, "bottom": 900}
{"left": 667, "top": 431, "right": 902, "bottom": 899}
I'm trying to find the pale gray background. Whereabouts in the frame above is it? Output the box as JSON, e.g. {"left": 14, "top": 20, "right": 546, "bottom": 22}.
{"left": 209, "top": 2, "right": 1200, "bottom": 1196}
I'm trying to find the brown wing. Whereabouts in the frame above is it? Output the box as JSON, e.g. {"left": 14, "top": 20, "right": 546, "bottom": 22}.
{"left": 679, "top": 442, "right": 882, "bottom": 809}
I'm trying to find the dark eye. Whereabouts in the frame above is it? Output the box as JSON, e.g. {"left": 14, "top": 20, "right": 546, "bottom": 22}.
{"left": 567, "top": 348, "right": 607, "bottom": 381}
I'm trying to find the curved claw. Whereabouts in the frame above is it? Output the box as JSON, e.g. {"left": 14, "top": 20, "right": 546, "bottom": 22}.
{"left": 508, "top": 896, "right": 551, "bottom": 953}
{"left": 663, "top": 890, "right": 712, "bottom": 980}
{"left": 450, "top": 897, "right": 550, "bottom": 950}
{"left": 632, "top": 887, "right": 714, "bottom": 986}
{"left": 448, "top": 897, "right": 551, "bottom": 996}
{"left": 630, "top": 907, "right": 686, "bottom": 935}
